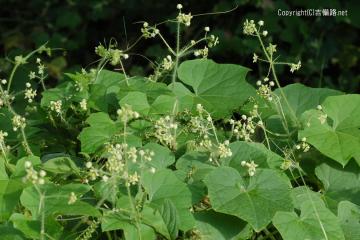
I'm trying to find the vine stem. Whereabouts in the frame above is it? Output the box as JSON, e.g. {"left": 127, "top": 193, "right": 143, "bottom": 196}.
{"left": 123, "top": 120, "right": 142, "bottom": 240}
{"left": 172, "top": 21, "right": 181, "bottom": 88}
{"left": 0, "top": 85, "right": 33, "bottom": 155}
{"left": 255, "top": 31, "right": 299, "bottom": 128}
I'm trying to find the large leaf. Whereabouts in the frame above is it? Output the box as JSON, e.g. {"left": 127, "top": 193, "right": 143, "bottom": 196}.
{"left": 274, "top": 83, "right": 342, "bottom": 123}
{"left": 177, "top": 59, "right": 254, "bottom": 118}
{"left": 194, "top": 211, "right": 252, "bottom": 240}
{"left": 338, "top": 201, "right": 360, "bottom": 240}
{"left": 142, "top": 169, "right": 194, "bottom": 231}
{"left": 315, "top": 162, "right": 360, "bottom": 211}
{"left": 102, "top": 211, "right": 156, "bottom": 240}
{"left": 273, "top": 198, "right": 345, "bottom": 240}
{"left": 299, "top": 94, "right": 360, "bottom": 166}
{"left": 119, "top": 91, "right": 150, "bottom": 115}
{"left": 78, "top": 112, "right": 118, "bottom": 154}
{"left": 204, "top": 166, "right": 293, "bottom": 231}
{"left": 224, "top": 141, "right": 283, "bottom": 172}
{"left": 20, "top": 183, "right": 100, "bottom": 218}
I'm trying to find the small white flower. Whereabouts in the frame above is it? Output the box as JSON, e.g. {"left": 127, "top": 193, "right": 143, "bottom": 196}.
{"left": 39, "top": 170, "right": 46, "bottom": 177}
{"left": 301, "top": 137, "right": 307, "bottom": 142}
{"left": 204, "top": 26, "right": 210, "bottom": 32}
{"left": 317, "top": 105, "right": 322, "bottom": 110}
{"left": 38, "top": 178, "right": 45, "bottom": 185}
{"left": 25, "top": 161, "right": 32, "bottom": 168}
{"left": 269, "top": 81, "right": 275, "bottom": 87}
{"left": 26, "top": 82, "right": 31, "bottom": 88}
{"left": 177, "top": 3, "right": 183, "bottom": 9}
{"left": 262, "top": 30, "right": 268, "bottom": 37}
{"left": 150, "top": 167, "right": 156, "bottom": 174}
{"left": 102, "top": 175, "right": 109, "bottom": 182}
{"left": 1, "top": 79, "right": 7, "bottom": 85}
{"left": 256, "top": 80, "right": 262, "bottom": 86}
{"left": 85, "top": 162, "right": 92, "bottom": 169}
{"left": 123, "top": 54, "right": 129, "bottom": 59}
{"left": 258, "top": 20, "right": 264, "bottom": 26}
{"left": 36, "top": 58, "right": 41, "bottom": 64}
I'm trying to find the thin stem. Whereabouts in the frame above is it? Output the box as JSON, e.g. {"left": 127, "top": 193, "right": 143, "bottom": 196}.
{"left": 158, "top": 33, "right": 176, "bottom": 56}
{"left": 171, "top": 21, "right": 181, "bottom": 87}
{"left": 7, "top": 63, "right": 20, "bottom": 92}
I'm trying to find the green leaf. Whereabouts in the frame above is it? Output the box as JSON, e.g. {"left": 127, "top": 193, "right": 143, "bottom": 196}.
{"left": 78, "top": 112, "right": 118, "bottom": 154}
{"left": 141, "top": 203, "right": 173, "bottom": 239}
{"left": 299, "top": 94, "right": 360, "bottom": 166}
{"left": 150, "top": 94, "right": 193, "bottom": 115}
{"left": 178, "top": 59, "right": 254, "bottom": 118}
{"left": 102, "top": 211, "right": 156, "bottom": 240}
{"left": 42, "top": 156, "right": 79, "bottom": 174}
{"left": 338, "top": 201, "right": 360, "bottom": 240}
{"left": 0, "top": 179, "right": 23, "bottom": 221}
{"left": 224, "top": 141, "right": 284, "bottom": 172}
{"left": 20, "top": 183, "right": 100, "bottom": 218}
{"left": 204, "top": 166, "right": 293, "bottom": 231}
{"left": 119, "top": 91, "right": 150, "bottom": 115}
{"left": 142, "top": 169, "right": 194, "bottom": 231}
{"left": 143, "top": 143, "right": 175, "bottom": 169}
{"left": 315, "top": 161, "right": 360, "bottom": 211}
{"left": 89, "top": 70, "right": 125, "bottom": 111}
{"left": 159, "top": 199, "right": 179, "bottom": 240}
{"left": 194, "top": 211, "right": 252, "bottom": 240}
{"left": 0, "top": 224, "right": 25, "bottom": 240}
{"left": 273, "top": 199, "right": 345, "bottom": 240}
{"left": 274, "top": 83, "right": 342, "bottom": 123}
{"left": 10, "top": 213, "right": 63, "bottom": 239}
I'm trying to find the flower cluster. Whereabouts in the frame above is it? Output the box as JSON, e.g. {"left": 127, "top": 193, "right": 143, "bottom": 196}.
{"left": 209, "top": 140, "right": 232, "bottom": 162}
{"left": 189, "top": 104, "right": 232, "bottom": 163}
{"left": 177, "top": 12, "right": 192, "bottom": 26}
{"left": 117, "top": 105, "right": 140, "bottom": 123}
{"left": 95, "top": 44, "right": 129, "bottom": 66}
{"left": 68, "top": 192, "right": 77, "bottom": 205}
{"left": 104, "top": 143, "right": 154, "bottom": 186}
{"left": 50, "top": 100, "right": 62, "bottom": 115}
{"left": 295, "top": 137, "right": 310, "bottom": 152}
{"left": 24, "top": 82, "right": 37, "bottom": 103}
{"left": 229, "top": 105, "right": 260, "bottom": 141}
{"left": 290, "top": 61, "right": 301, "bottom": 73}
{"left": 161, "top": 55, "right": 174, "bottom": 71}
{"left": 316, "top": 105, "right": 327, "bottom": 124}
{"left": 0, "top": 131, "right": 9, "bottom": 155}
{"left": 241, "top": 160, "right": 258, "bottom": 176}
{"left": 194, "top": 46, "right": 209, "bottom": 58}
{"left": 12, "top": 115, "right": 26, "bottom": 131}
{"left": 256, "top": 77, "right": 275, "bottom": 101}
{"left": 207, "top": 34, "right": 219, "bottom": 48}
{"left": 0, "top": 88, "right": 14, "bottom": 109}
{"left": 154, "top": 116, "right": 178, "bottom": 149}
{"left": 23, "top": 161, "right": 46, "bottom": 185}
{"left": 141, "top": 22, "right": 160, "bottom": 39}
{"left": 80, "top": 99, "right": 87, "bottom": 111}
{"left": 243, "top": 19, "right": 257, "bottom": 35}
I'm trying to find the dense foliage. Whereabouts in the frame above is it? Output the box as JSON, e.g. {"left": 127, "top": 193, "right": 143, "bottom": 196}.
{"left": 0, "top": 2, "right": 359, "bottom": 240}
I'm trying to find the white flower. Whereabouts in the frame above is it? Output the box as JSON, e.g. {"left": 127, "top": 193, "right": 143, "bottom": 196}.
{"left": 39, "top": 170, "right": 46, "bottom": 177}
{"left": 68, "top": 192, "right": 77, "bottom": 205}
{"left": 176, "top": 3, "right": 183, "bottom": 9}
{"left": 85, "top": 162, "right": 92, "bottom": 169}
{"left": 253, "top": 53, "right": 258, "bottom": 63}
{"left": 102, "top": 175, "right": 109, "bottom": 182}
{"left": 204, "top": 26, "right": 210, "bottom": 32}
{"left": 262, "top": 30, "right": 268, "bottom": 37}
{"left": 258, "top": 20, "right": 264, "bottom": 26}
{"left": 150, "top": 167, "right": 156, "bottom": 174}
{"left": 80, "top": 99, "right": 87, "bottom": 111}
{"left": 317, "top": 105, "right": 322, "bottom": 110}
{"left": 1, "top": 79, "right": 7, "bottom": 85}
{"left": 50, "top": 100, "right": 62, "bottom": 114}
{"left": 25, "top": 161, "right": 32, "bottom": 168}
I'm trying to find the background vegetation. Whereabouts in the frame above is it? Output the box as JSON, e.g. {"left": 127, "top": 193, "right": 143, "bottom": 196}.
{"left": 0, "top": 0, "right": 359, "bottom": 92}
